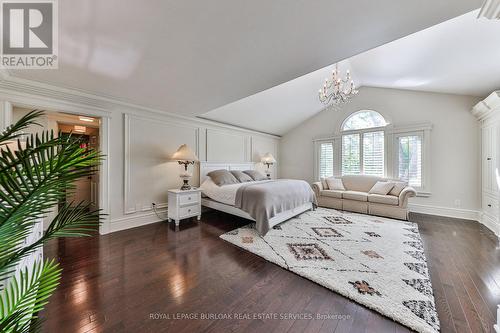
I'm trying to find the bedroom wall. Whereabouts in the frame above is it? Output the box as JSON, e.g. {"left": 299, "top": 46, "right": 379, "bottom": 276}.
{"left": 7, "top": 104, "right": 279, "bottom": 233}
{"left": 279, "top": 86, "right": 481, "bottom": 218}
{"left": 122, "top": 113, "right": 279, "bottom": 218}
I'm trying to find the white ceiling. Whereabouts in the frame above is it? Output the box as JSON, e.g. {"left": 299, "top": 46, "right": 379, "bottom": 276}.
{"left": 202, "top": 10, "right": 500, "bottom": 135}
{"left": 8, "top": 0, "right": 479, "bottom": 119}
{"left": 351, "top": 10, "right": 500, "bottom": 97}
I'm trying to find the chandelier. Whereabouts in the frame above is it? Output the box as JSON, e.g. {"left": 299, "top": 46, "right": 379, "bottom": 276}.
{"left": 318, "top": 64, "right": 358, "bottom": 105}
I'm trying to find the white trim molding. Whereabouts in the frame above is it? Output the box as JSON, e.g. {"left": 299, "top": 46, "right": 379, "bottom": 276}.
{"left": 408, "top": 203, "right": 480, "bottom": 222}
{"left": 313, "top": 119, "right": 432, "bottom": 196}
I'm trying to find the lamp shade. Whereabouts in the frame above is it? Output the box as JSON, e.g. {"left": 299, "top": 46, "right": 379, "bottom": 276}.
{"left": 172, "top": 144, "right": 198, "bottom": 162}
{"left": 261, "top": 152, "right": 276, "bottom": 164}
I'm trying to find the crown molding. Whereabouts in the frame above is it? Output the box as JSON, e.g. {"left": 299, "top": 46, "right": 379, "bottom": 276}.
{"left": 0, "top": 71, "right": 280, "bottom": 139}
{"left": 472, "top": 90, "right": 500, "bottom": 120}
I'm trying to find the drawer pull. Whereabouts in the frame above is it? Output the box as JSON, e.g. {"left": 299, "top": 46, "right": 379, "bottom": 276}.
{"left": 188, "top": 197, "right": 191, "bottom": 200}
{"left": 188, "top": 209, "right": 191, "bottom": 212}
{"left": 488, "top": 204, "right": 492, "bottom": 207}
{"left": 487, "top": 157, "right": 492, "bottom": 161}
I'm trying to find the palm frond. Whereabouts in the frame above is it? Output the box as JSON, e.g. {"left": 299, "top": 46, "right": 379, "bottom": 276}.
{"left": 0, "top": 110, "right": 44, "bottom": 145}
{"left": 0, "top": 110, "right": 103, "bottom": 332}
{"left": 0, "top": 259, "right": 61, "bottom": 333}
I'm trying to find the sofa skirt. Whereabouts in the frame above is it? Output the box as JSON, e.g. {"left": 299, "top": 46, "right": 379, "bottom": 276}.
{"left": 317, "top": 197, "right": 408, "bottom": 220}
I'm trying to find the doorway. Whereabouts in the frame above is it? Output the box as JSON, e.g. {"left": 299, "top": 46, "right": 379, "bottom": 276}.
{"left": 11, "top": 107, "right": 101, "bottom": 227}
{"left": 58, "top": 123, "right": 100, "bottom": 211}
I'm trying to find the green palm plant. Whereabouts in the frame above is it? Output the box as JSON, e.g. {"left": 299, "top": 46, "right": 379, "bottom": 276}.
{"left": 0, "top": 110, "right": 102, "bottom": 332}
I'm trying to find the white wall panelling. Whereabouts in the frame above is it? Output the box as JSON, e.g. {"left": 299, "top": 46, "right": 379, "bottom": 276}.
{"left": 472, "top": 91, "right": 500, "bottom": 236}
{"left": 251, "top": 136, "right": 279, "bottom": 179}
{"left": 206, "top": 129, "right": 249, "bottom": 162}
{"left": 123, "top": 114, "right": 200, "bottom": 214}
{"left": 0, "top": 73, "right": 279, "bottom": 234}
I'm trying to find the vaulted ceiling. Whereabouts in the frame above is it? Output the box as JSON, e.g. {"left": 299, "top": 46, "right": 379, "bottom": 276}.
{"left": 202, "top": 10, "right": 500, "bottom": 135}
{"left": 8, "top": 0, "right": 480, "bottom": 120}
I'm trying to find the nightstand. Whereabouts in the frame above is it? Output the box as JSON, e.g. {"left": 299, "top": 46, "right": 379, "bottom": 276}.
{"left": 167, "top": 188, "right": 201, "bottom": 226}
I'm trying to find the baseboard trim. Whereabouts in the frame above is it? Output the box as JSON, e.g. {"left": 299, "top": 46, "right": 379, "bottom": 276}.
{"left": 479, "top": 213, "right": 500, "bottom": 237}
{"left": 109, "top": 209, "right": 167, "bottom": 233}
{"left": 408, "top": 203, "right": 479, "bottom": 221}
{"left": 409, "top": 203, "right": 500, "bottom": 237}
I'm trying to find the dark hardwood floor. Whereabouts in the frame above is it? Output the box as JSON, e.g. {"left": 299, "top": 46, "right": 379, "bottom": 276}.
{"left": 40, "top": 211, "right": 500, "bottom": 333}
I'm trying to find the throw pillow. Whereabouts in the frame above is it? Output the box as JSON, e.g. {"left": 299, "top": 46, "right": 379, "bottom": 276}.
{"left": 207, "top": 169, "right": 239, "bottom": 186}
{"left": 389, "top": 181, "right": 408, "bottom": 196}
{"left": 369, "top": 181, "right": 395, "bottom": 195}
{"left": 230, "top": 170, "right": 253, "bottom": 182}
{"left": 325, "top": 177, "right": 346, "bottom": 191}
{"left": 243, "top": 170, "right": 268, "bottom": 181}
{"left": 320, "top": 177, "right": 329, "bottom": 190}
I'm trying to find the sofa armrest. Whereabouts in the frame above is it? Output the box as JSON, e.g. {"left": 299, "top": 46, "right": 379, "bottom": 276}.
{"left": 312, "top": 182, "right": 323, "bottom": 197}
{"left": 399, "top": 186, "right": 417, "bottom": 207}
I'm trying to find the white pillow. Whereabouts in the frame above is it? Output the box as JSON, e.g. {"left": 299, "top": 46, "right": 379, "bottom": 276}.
{"left": 369, "top": 181, "right": 395, "bottom": 195}
{"left": 326, "top": 177, "right": 346, "bottom": 191}
{"left": 320, "top": 177, "right": 329, "bottom": 189}
{"left": 389, "top": 181, "right": 407, "bottom": 196}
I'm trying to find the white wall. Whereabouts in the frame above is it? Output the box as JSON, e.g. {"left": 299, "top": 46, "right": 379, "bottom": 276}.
{"left": 279, "top": 87, "right": 481, "bottom": 214}
{"left": 121, "top": 113, "right": 279, "bottom": 219}
{"left": 8, "top": 105, "right": 279, "bottom": 234}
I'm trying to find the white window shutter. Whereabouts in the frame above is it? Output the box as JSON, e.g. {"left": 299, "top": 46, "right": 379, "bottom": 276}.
{"left": 319, "top": 142, "right": 334, "bottom": 178}
{"left": 342, "top": 134, "right": 361, "bottom": 175}
{"left": 363, "top": 131, "right": 385, "bottom": 177}
{"left": 398, "top": 135, "right": 422, "bottom": 187}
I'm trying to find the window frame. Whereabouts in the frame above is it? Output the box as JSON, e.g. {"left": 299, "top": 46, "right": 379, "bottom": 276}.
{"left": 318, "top": 140, "right": 335, "bottom": 179}
{"left": 341, "top": 110, "right": 387, "bottom": 132}
{"left": 341, "top": 125, "right": 387, "bottom": 177}
{"left": 393, "top": 130, "right": 430, "bottom": 196}
{"left": 314, "top": 139, "right": 336, "bottom": 181}
{"left": 313, "top": 111, "right": 431, "bottom": 197}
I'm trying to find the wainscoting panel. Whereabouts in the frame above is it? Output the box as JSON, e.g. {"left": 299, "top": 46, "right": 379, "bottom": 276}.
{"left": 251, "top": 136, "right": 279, "bottom": 178}
{"left": 124, "top": 114, "right": 200, "bottom": 214}
{"left": 206, "top": 129, "right": 249, "bottom": 162}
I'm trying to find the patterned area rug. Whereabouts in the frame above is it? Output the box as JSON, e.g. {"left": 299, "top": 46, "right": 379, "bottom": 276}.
{"left": 220, "top": 207, "right": 440, "bottom": 333}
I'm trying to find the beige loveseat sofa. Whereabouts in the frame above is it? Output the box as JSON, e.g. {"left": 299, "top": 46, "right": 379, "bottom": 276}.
{"left": 312, "top": 175, "right": 417, "bottom": 220}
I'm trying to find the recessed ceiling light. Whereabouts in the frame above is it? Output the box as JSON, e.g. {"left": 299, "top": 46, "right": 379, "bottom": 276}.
{"left": 79, "top": 116, "right": 94, "bottom": 122}
{"left": 74, "top": 125, "right": 86, "bottom": 133}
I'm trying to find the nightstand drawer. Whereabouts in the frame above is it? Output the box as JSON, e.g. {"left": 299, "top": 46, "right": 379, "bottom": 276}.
{"left": 179, "top": 193, "right": 200, "bottom": 205}
{"left": 179, "top": 205, "right": 200, "bottom": 218}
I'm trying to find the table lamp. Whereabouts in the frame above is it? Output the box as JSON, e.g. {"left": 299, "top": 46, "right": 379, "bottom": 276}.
{"left": 172, "top": 144, "right": 198, "bottom": 190}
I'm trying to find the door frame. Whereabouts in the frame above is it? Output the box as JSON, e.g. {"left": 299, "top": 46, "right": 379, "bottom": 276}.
{"left": 0, "top": 99, "right": 111, "bottom": 235}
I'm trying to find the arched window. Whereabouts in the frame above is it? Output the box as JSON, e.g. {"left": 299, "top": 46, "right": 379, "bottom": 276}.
{"left": 341, "top": 110, "right": 387, "bottom": 176}
{"left": 342, "top": 110, "right": 387, "bottom": 131}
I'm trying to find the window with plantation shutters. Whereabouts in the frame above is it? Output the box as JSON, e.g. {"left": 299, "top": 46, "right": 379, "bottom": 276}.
{"left": 363, "top": 131, "right": 384, "bottom": 176}
{"left": 398, "top": 135, "right": 422, "bottom": 187}
{"left": 342, "top": 134, "right": 361, "bottom": 175}
{"left": 319, "top": 142, "right": 334, "bottom": 178}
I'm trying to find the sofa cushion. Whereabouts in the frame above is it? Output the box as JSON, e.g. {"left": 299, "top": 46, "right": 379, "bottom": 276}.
{"left": 320, "top": 190, "right": 344, "bottom": 199}
{"left": 341, "top": 175, "right": 382, "bottom": 192}
{"left": 325, "top": 177, "right": 346, "bottom": 191}
{"left": 342, "top": 190, "right": 368, "bottom": 202}
{"left": 389, "top": 181, "right": 408, "bottom": 196}
{"left": 368, "top": 194, "right": 399, "bottom": 205}
{"left": 369, "top": 181, "right": 395, "bottom": 195}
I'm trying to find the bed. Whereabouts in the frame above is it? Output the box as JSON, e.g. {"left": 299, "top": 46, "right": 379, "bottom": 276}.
{"left": 199, "top": 162, "right": 315, "bottom": 235}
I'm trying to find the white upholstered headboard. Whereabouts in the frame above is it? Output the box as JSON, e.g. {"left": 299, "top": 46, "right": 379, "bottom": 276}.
{"left": 199, "top": 162, "right": 255, "bottom": 183}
